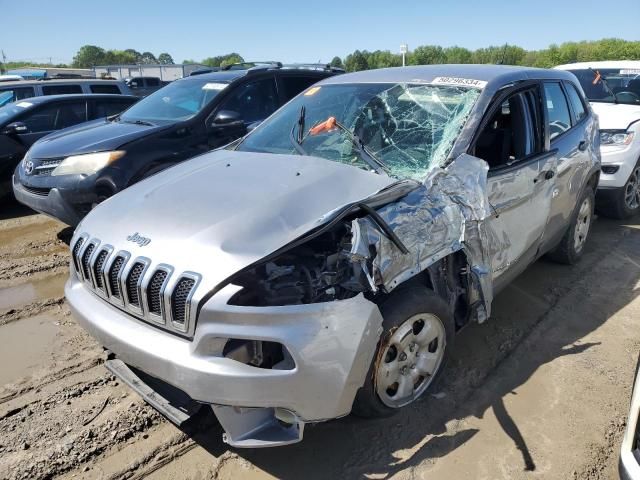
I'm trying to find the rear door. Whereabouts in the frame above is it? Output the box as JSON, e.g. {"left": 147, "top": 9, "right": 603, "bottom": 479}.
{"left": 472, "top": 83, "right": 557, "bottom": 291}
{"left": 539, "top": 81, "right": 592, "bottom": 251}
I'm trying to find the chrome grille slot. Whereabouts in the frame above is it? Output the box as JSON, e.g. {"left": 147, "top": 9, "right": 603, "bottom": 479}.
{"left": 72, "top": 237, "right": 85, "bottom": 273}
{"left": 93, "top": 250, "right": 109, "bottom": 290}
{"left": 81, "top": 244, "right": 96, "bottom": 281}
{"left": 147, "top": 270, "right": 168, "bottom": 316}
{"left": 171, "top": 277, "right": 196, "bottom": 325}
{"left": 109, "top": 256, "right": 125, "bottom": 298}
{"left": 126, "top": 262, "right": 145, "bottom": 307}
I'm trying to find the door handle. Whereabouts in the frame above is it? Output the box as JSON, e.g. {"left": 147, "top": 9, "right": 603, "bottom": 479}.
{"left": 578, "top": 140, "right": 588, "bottom": 151}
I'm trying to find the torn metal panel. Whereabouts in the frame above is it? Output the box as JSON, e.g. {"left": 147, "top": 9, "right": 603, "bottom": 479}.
{"left": 352, "top": 153, "right": 497, "bottom": 320}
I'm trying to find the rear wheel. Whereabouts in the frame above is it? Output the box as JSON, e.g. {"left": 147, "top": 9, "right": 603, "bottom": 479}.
{"left": 548, "top": 187, "right": 594, "bottom": 265}
{"left": 352, "top": 286, "right": 454, "bottom": 418}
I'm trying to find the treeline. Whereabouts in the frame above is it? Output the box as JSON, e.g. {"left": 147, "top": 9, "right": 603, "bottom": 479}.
{"left": 70, "top": 46, "right": 175, "bottom": 68}
{"left": 332, "top": 38, "right": 640, "bottom": 71}
{"left": 182, "top": 53, "right": 244, "bottom": 68}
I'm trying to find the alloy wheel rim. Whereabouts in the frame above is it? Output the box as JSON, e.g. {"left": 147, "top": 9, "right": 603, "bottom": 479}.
{"left": 375, "top": 313, "right": 446, "bottom": 408}
{"left": 624, "top": 166, "right": 640, "bottom": 210}
{"left": 573, "top": 197, "right": 592, "bottom": 253}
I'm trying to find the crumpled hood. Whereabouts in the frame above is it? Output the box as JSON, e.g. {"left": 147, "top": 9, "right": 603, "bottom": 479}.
{"left": 590, "top": 102, "right": 640, "bottom": 130}
{"left": 76, "top": 150, "right": 395, "bottom": 292}
{"left": 29, "top": 119, "right": 169, "bottom": 159}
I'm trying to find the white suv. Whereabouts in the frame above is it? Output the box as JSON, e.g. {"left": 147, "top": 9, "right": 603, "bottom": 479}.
{"left": 556, "top": 61, "right": 640, "bottom": 218}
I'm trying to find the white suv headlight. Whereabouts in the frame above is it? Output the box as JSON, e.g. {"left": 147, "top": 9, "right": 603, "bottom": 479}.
{"left": 600, "top": 130, "right": 634, "bottom": 146}
{"left": 51, "top": 151, "right": 125, "bottom": 176}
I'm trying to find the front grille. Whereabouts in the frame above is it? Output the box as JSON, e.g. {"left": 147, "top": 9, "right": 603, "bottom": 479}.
{"left": 109, "top": 256, "right": 125, "bottom": 298}
{"left": 171, "top": 277, "right": 196, "bottom": 325}
{"left": 147, "top": 270, "right": 168, "bottom": 316}
{"left": 126, "top": 262, "right": 145, "bottom": 307}
{"left": 81, "top": 244, "right": 95, "bottom": 280}
{"left": 70, "top": 234, "right": 201, "bottom": 336}
{"left": 34, "top": 159, "right": 63, "bottom": 176}
{"left": 22, "top": 185, "right": 51, "bottom": 196}
{"left": 93, "top": 250, "right": 109, "bottom": 290}
{"left": 72, "top": 237, "right": 84, "bottom": 272}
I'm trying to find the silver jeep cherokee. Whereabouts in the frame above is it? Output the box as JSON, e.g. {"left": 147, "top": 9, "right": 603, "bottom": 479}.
{"left": 66, "top": 65, "right": 600, "bottom": 447}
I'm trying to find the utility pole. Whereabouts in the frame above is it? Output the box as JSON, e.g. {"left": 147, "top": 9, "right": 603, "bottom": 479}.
{"left": 0, "top": 50, "right": 6, "bottom": 74}
{"left": 400, "top": 44, "right": 408, "bottom": 67}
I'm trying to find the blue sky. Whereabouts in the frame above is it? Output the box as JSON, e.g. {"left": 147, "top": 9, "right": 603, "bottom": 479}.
{"left": 1, "top": 0, "right": 639, "bottom": 65}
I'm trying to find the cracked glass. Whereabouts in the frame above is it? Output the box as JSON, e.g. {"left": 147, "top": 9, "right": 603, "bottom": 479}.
{"left": 236, "top": 83, "right": 481, "bottom": 181}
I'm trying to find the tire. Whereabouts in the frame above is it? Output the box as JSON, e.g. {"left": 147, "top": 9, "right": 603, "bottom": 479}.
{"left": 548, "top": 187, "right": 595, "bottom": 265}
{"left": 598, "top": 162, "right": 640, "bottom": 219}
{"left": 352, "top": 286, "right": 455, "bottom": 418}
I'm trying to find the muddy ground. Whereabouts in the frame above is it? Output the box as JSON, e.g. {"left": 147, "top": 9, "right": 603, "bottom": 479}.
{"left": 0, "top": 198, "right": 638, "bottom": 480}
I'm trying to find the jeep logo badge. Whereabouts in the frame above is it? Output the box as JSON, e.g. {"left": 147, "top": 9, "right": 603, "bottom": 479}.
{"left": 24, "top": 160, "right": 34, "bottom": 175}
{"left": 126, "top": 232, "right": 151, "bottom": 247}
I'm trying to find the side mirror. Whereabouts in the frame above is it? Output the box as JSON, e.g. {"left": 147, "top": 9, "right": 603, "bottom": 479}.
{"left": 211, "top": 110, "right": 244, "bottom": 128}
{"left": 2, "top": 122, "right": 28, "bottom": 136}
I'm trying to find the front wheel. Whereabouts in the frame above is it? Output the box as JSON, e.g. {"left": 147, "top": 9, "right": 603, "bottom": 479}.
{"left": 352, "top": 286, "right": 454, "bottom": 418}
{"left": 599, "top": 163, "right": 640, "bottom": 219}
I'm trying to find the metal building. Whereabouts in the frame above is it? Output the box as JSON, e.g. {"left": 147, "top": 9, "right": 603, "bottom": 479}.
{"left": 92, "top": 64, "right": 208, "bottom": 81}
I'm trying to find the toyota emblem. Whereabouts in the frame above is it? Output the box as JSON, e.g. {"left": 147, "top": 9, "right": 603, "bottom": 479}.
{"left": 24, "top": 160, "right": 34, "bottom": 175}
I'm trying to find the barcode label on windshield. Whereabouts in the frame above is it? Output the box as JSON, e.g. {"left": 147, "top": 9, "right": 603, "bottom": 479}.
{"left": 431, "top": 77, "right": 488, "bottom": 89}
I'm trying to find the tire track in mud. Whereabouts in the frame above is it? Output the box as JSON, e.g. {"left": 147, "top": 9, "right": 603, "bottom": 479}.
{"left": 0, "top": 296, "right": 65, "bottom": 327}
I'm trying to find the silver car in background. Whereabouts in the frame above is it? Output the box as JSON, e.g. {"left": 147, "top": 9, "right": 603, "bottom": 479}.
{"left": 65, "top": 65, "right": 600, "bottom": 447}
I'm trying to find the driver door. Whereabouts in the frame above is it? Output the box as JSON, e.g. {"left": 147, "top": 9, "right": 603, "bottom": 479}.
{"left": 474, "top": 84, "right": 557, "bottom": 292}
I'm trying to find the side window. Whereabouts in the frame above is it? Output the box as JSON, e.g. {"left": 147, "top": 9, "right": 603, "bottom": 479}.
{"left": 0, "top": 87, "right": 35, "bottom": 106}
{"left": 146, "top": 78, "right": 160, "bottom": 87}
{"left": 21, "top": 101, "right": 87, "bottom": 133}
{"left": 128, "top": 78, "right": 143, "bottom": 89}
{"left": 217, "top": 78, "right": 279, "bottom": 124}
{"left": 90, "top": 84, "right": 121, "bottom": 94}
{"left": 474, "top": 88, "right": 542, "bottom": 170}
{"left": 280, "top": 75, "right": 320, "bottom": 101}
{"left": 92, "top": 100, "right": 133, "bottom": 119}
{"left": 564, "top": 83, "right": 587, "bottom": 124}
{"left": 42, "top": 84, "right": 83, "bottom": 95}
{"left": 543, "top": 83, "right": 572, "bottom": 140}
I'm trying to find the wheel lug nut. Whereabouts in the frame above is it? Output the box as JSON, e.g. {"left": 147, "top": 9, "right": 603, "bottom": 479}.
{"left": 409, "top": 343, "right": 415, "bottom": 352}
{"left": 401, "top": 367, "right": 408, "bottom": 375}
{"left": 399, "top": 353, "right": 407, "bottom": 361}
{"left": 411, "top": 364, "right": 416, "bottom": 369}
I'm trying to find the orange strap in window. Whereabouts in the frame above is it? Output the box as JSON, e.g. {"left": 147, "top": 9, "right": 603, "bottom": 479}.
{"left": 309, "top": 116, "right": 337, "bottom": 136}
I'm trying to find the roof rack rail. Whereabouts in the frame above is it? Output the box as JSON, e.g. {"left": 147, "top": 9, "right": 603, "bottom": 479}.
{"left": 281, "top": 63, "right": 345, "bottom": 73}
{"left": 221, "top": 61, "right": 283, "bottom": 71}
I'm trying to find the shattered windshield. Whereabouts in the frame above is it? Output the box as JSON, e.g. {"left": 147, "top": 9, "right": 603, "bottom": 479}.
{"left": 568, "top": 68, "right": 640, "bottom": 105}
{"left": 236, "top": 83, "right": 481, "bottom": 180}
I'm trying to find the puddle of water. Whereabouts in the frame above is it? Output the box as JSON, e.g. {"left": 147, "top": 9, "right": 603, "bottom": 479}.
{"left": 0, "top": 314, "right": 61, "bottom": 385}
{"left": 0, "top": 272, "right": 67, "bottom": 311}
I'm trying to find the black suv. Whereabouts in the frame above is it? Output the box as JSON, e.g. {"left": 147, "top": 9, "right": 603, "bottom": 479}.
{"left": 13, "top": 63, "right": 341, "bottom": 225}
{"left": 1, "top": 94, "right": 137, "bottom": 199}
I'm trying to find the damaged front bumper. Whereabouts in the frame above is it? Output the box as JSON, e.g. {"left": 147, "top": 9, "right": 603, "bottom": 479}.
{"left": 65, "top": 276, "right": 383, "bottom": 447}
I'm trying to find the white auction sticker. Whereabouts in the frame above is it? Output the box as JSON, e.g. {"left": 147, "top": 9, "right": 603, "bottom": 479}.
{"left": 431, "top": 77, "right": 488, "bottom": 89}
{"left": 202, "top": 82, "right": 228, "bottom": 91}
{"left": 620, "top": 69, "right": 640, "bottom": 75}
{"left": 15, "top": 101, "right": 33, "bottom": 108}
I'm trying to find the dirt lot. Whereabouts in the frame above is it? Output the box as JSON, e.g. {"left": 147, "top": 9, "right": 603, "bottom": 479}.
{"left": 0, "top": 199, "right": 638, "bottom": 480}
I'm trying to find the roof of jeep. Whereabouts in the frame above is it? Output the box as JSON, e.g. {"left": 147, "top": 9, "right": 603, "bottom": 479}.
{"left": 318, "top": 64, "right": 577, "bottom": 88}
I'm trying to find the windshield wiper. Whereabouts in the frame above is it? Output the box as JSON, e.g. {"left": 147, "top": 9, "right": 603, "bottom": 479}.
{"left": 589, "top": 68, "right": 618, "bottom": 104}
{"left": 289, "top": 105, "right": 309, "bottom": 156}
{"left": 308, "top": 117, "right": 390, "bottom": 175}
{"left": 122, "top": 119, "right": 155, "bottom": 126}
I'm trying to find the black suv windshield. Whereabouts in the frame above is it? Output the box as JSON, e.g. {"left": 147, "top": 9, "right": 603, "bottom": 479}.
{"left": 120, "top": 78, "right": 229, "bottom": 124}
{"left": 236, "top": 83, "right": 480, "bottom": 180}
{"left": 0, "top": 99, "right": 33, "bottom": 124}
{"left": 568, "top": 68, "right": 640, "bottom": 105}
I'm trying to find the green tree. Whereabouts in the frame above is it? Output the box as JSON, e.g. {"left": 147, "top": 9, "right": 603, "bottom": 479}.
{"left": 72, "top": 45, "right": 106, "bottom": 67}
{"left": 444, "top": 46, "right": 472, "bottom": 64}
{"left": 124, "top": 49, "right": 142, "bottom": 63}
{"left": 344, "top": 50, "right": 369, "bottom": 72}
{"left": 158, "top": 53, "right": 174, "bottom": 65}
{"left": 140, "top": 51, "right": 157, "bottom": 64}
{"left": 409, "top": 45, "right": 446, "bottom": 65}
{"left": 330, "top": 56, "right": 344, "bottom": 69}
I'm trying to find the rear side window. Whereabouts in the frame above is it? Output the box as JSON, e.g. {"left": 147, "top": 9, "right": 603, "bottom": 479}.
{"left": 146, "top": 78, "right": 160, "bottom": 87}
{"left": 42, "top": 84, "right": 83, "bottom": 95}
{"left": 90, "top": 84, "right": 121, "bottom": 94}
{"left": 543, "top": 83, "right": 572, "bottom": 140}
{"left": 0, "top": 87, "right": 35, "bottom": 105}
{"left": 564, "top": 83, "right": 587, "bottom": 124}
{"left": 20, "top": 101, "right": 87, "bottom": 133}
{"left": 280, "top": 76, "right": 321, "bottom": 101}
{"left": 92, "top": 99, "right": 134, "bottom": 118}
{"left": 218, "top": 78, "right": 279, "bottom": 123}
